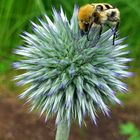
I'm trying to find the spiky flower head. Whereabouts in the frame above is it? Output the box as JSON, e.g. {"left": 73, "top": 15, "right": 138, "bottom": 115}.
{"left": 13, "top": 6, "right": 132, "bottom": 126}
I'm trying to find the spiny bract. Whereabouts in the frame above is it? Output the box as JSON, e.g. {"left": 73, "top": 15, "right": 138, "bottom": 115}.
{"left": 13, "top": 6, "right": 132, "bottom": 126}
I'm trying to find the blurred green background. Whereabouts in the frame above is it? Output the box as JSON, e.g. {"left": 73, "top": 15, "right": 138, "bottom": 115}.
{"left": 0, "top": 0, "right": 140, "bottom": 140}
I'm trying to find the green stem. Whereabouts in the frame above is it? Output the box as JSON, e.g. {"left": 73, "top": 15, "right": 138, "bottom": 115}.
{"left": 55, "top": 121, "right": 70, "bottom": 140}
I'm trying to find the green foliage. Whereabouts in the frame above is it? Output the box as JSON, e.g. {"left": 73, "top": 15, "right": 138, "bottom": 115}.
{"left": 120, "top": 122, "right": 140, "bottom": 140}
{"left": 0, "top": 0, "right": 139, "bottom": 73}
{"left": 0, "top": 0, "right": 46, "bottom": 74}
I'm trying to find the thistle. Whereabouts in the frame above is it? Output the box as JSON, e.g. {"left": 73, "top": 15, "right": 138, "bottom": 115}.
{"left": 13, "top": 6, "right": 132, "bottom": 140}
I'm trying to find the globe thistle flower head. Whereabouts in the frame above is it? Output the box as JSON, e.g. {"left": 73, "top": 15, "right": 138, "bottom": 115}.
{"left": 14, "top": 6, "right": 132, "bottom": 126}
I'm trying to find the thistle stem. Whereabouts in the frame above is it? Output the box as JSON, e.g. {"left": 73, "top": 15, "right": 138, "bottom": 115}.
{"left": 55, "top": 121, "right": 70, "bottom": 140}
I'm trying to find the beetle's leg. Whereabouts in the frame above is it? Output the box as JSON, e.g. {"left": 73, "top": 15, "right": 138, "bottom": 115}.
{"left": 113, "top": 22, "right": 119, "bottom": 45}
